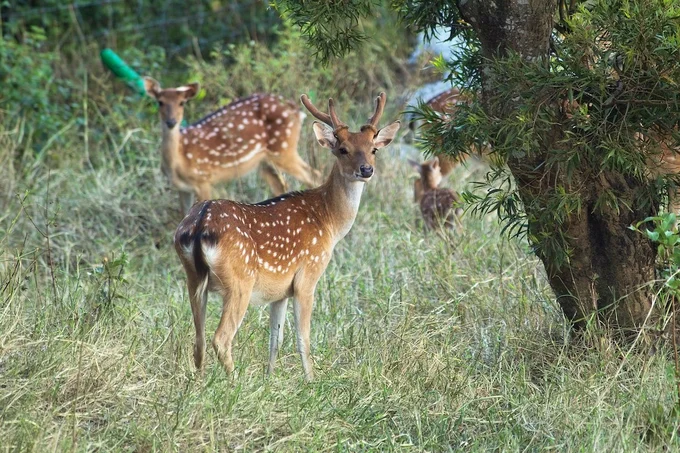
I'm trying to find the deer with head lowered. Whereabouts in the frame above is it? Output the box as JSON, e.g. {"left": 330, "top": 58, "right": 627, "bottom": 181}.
{"left": 174, "top": 93, "right": 400, "bottom": 381}
{"left": 144, "top": 77, "right": 321, "bottom": 213}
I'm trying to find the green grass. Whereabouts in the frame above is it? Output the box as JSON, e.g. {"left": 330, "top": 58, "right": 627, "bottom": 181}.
{"left": 1, "top": 66, "right": 680, "bottom": 453}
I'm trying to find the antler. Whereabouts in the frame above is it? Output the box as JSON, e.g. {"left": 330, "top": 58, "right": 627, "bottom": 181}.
{"left": 328, "top": 99, "right": 347, "bottom": 129}
{"left": 367, "top": 92, "right": 386, "bottom": 129}
{"left": 300, "top": 94, "right": 331, "bottom": 125}
{"left": 300, "top": 94, "right": 347, "bottom": 130}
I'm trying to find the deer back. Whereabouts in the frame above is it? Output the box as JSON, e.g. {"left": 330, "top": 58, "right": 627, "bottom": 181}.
{"left": 175, "top": 192, "right": 333, "bottom": 285}
{"left": 179, "top": 94, "right": 302, "bottom": 183}
{"left": 419, "top": 187, "right": 463, "bottom": 232}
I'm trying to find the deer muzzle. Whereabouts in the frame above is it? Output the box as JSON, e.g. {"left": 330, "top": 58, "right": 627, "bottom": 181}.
{"left": 359, "top": 164, "right": 374, "bottom": 178}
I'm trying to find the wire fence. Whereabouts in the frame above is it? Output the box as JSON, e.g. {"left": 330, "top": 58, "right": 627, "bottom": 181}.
{"left": 3, "top": 0, "right": 279, "bottom": 59}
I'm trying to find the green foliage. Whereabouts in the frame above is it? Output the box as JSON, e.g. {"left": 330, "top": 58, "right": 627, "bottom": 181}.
{"left": 88, "top": 251, "right": 130, "bottom": 321}
{"left": 4, "top": 0, "right": 280, "bottom": 59}
{"left": 0, "top": 27, "right": 77, "bottom": 148}
{"left": 274, "top": 0, "right": 373, "bottom": 61}
{"left": 273, "top": 0, "right": 412, "bottom": 62}
{"left": 632, "top": 213, "right": 680, "bottom": 294}
{"left": 287, "top": 0, "right": 680, "bottom": 276}
{"left": 184, "top": 23, "right": 410, "bottom": 113}
{"left": 392, "top": 0, "right": 462, "bottom": 39}
{"left": 415, "top": 0, "right": 680, "bottom": 268}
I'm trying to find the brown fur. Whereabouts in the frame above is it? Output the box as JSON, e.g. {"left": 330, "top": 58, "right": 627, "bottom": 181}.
{"left": 144, "top": 77, "right": 321, "bottom": 213}
{"left": 409, "top": 157, "right": 463, "bottom": 232}
{"left": 174, "top": 93, "right": 400, "bottom": 381}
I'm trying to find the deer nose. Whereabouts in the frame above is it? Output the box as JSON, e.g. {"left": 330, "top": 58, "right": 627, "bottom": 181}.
{"left": 165, "top": 119, "right": 177, "bottom": 129}
{"left": 360, "top": 164, "right": 373, "bottom": 178}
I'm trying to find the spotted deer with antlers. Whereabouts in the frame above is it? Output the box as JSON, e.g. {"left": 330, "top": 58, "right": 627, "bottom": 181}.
{"left": 144, "top": 77, "right": 321, "bottom": 213}
{"left": 174, "top": 93, "right": 400, "bottom": 381}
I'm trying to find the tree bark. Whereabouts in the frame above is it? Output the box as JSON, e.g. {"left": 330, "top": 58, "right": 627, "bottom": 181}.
{"left": 457, "top": 0, "right": 657, "bottom": 333}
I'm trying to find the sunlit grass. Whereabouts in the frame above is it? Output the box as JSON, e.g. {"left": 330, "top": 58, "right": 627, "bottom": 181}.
{"left": 1, "top": 63, "right": 680, "bottom": 453}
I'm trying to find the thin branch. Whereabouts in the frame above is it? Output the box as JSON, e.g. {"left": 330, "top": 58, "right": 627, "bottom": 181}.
{"left": 602, "top": 80, "right": 624, "bottom": 108}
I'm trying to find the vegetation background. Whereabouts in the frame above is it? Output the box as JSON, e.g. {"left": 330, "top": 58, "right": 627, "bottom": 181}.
{"left": 1, "top": 0, "right": 679, "bottom": 451}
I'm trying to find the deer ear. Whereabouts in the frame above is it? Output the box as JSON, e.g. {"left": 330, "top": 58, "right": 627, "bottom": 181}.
{"left": 432, "top": 156, "right": 440, "bottom": 167}
{"left": 407, "top": 159, "right": 422, "bottom": 172}
{"left": 143, "top": 77, "right": 161, "bottom": 99}
{"left": 312, "top": 122, "right": 337, "bottom": 149}
{"left": 374, "top": 120, "right": 400, "bottom": 149}
{"left": 178, "top": 82, "right": 200, "bottom": 100}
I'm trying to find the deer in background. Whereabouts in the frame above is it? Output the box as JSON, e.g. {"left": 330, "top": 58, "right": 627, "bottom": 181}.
{"left": 409, "top": 157, "right": 464, "bottom": 233}
{"left": 407, "top": 88, "right": 465, "bottom": 202}
{"left": 174, "top": 92, "right": 400, "bottom": 381}
{"left": 407, "top": 88, "right": 489, "bottom": 203}
{"left": 638, "top": 129, "right": 680, "bottom": 215}
{"left": 143, "top": 77, "right": 321, "bottom": 213}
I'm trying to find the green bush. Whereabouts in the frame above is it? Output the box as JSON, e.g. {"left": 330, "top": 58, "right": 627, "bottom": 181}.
{"left": 4, "top": 0, "right": 280, "bottom": 60}
{"left": 184, "top": 20, "right": 413, "bottom": 118}
{"left": 0, "top": 27, "right": 78, "bottom": 149}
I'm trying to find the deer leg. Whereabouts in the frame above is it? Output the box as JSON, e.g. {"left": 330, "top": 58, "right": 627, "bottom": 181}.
{"left": 186, "top": 271, "right": 208, "bottom": 370}
{"left": 413, "top": 178, "right": 424, "bottom": 203}
{"left": 272, "top": 154, "right": 321, "bottom": 188}
{"left": 267, "top": 298, "right": 288, "bottom": 376}
{"left": 259, "top": 161, "right": 288, "bottom": 196}
{"left": 453, "top": 208, "right": 464, "bottom": 231}
{"left": 292, "top": 287, "right": 316, "bottom": 382}
{"left": 212, "top": 281, "right": 253, "bottom": 375}
{"left": 179, "top": 191, "right": 195, "bottom": 214}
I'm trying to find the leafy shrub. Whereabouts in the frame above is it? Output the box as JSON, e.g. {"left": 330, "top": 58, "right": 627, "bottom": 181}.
{"left": 184, "top": 20, "right": 413, "bottom": 117}
{"left": 0, "top": 27, "right": 78, "bottom": 150}
{"left": 4, "top": 0, "right": 280, "bottom": 60}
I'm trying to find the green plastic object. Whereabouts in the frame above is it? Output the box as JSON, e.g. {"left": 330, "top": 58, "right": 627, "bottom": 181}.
{"left": 100, "top": 48, "right": 146, "bottom": 97}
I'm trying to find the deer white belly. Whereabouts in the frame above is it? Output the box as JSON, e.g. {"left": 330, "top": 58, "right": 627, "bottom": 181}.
{"left": 250, "top": 276, "right": 294, "bottom": 305}
{"left": 250, "top": 289, "right": 278, "bottom": 306}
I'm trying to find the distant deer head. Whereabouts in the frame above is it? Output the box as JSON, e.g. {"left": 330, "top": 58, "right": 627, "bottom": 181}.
{"left": 409, "top": 156, "right": 443, "bottom": 198}
{"left": 144, "top": 77, "right": 199, "bottom": 130}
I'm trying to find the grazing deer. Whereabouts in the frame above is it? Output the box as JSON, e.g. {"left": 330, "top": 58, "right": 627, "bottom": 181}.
{"left": 143, "top": 77, "right": 321, "bottom": 213}
{"left": 174, "top": 93, "right": 400, "bottom": 381}
{"left": 409, "top": 157, "right": 464, "bottom": 233}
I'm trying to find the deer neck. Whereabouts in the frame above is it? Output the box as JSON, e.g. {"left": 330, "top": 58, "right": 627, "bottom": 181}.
{"left": 160, "top": 125, "right": 184, "bottom": 173}
{"left": 320, "top": 163, "right": 366, "bottom": 243}
{"left": 422, "top": 174, "right": 440, "bottom": 191}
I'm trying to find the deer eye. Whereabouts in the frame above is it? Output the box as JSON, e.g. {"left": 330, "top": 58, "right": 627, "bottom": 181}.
{"left": 179, "top": 101, "right": 185, "bottom": 107}
{"left": 372, "top": 148, "right": 378, "bottom": 155}
{"left": 338, "top": 147, "right": 349, "bottom": 155}
{"left": 158, "top": 101, "right": 164, "bottom": 107}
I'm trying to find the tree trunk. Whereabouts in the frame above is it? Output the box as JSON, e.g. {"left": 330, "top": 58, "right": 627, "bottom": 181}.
{"left": 457, "top": 0, "right": 657, "bottom": 333}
